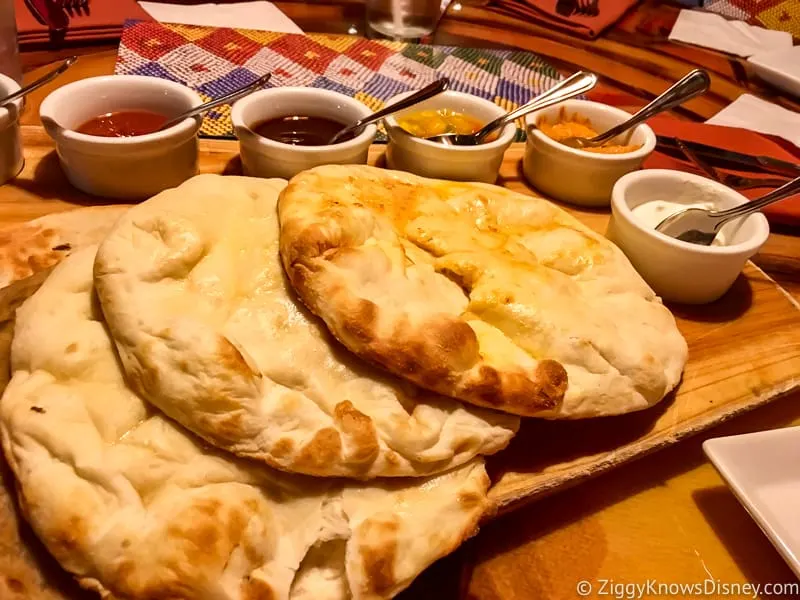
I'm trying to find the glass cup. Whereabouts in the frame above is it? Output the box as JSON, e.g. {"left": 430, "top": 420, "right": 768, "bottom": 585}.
{"left": 0, "top": 0, "right": 22, "bottom": 84}
{"left": 366, "top": 0, "right": 443, "bottom": 40}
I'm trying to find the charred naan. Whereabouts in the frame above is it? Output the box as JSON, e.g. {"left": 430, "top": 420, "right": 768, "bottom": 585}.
{"left": 278, "top": 165, "right": 688, "bottom": 418}
{"left": 0, "top": 247, "right": 490, "bottom": 600}
{"left": 93, "top": 175, "right": 517, "bottom": 478}
{"left": 0, "top": 206, "right": 128, "bottom": 289}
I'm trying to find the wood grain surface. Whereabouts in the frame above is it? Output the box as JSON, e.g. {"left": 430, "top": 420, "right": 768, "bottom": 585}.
{"left": 1, "top": 127, "right": 800, "bottom": 599}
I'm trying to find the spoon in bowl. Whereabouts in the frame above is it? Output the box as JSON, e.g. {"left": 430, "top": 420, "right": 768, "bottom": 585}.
{"left": 157, "top": 72, "right": 273, "bottom": 132}
{"left": 558, "top": 69, "right": 710, "bottom": 150}
{"left": 328, "top": 78, "right": 449, "bottom": 144}
{"left": 0, "top": 56, "right": 78, "bottom": 108}
{"left": 655, "top": 176, "right": 800, "bottom": 245}
{"left": 425, "top": 71, "right": 598, "bottom": 146}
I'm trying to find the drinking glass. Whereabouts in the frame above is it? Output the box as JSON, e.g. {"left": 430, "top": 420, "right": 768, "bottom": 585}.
{"left": 0, "top": 0, "right": 22, "bottom": 83}
{"left": 366, "top": 0, "right": 443, "bottom": 40}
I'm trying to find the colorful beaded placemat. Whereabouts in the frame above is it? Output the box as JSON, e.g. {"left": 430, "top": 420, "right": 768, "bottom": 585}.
{"left": 115, "top": 20, "right": 565, "bottom": 141}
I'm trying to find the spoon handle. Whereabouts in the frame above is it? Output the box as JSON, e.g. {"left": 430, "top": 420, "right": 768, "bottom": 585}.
{"left": 0, "top": 56, "right": 78, "bottom": 108}
{"left": 476, "top": 71, "right": 598, "bottom": 142}
{"left": 711, "top": 176, "right": 800, "bottom": 222}
{"left": 160, "top": 72, "right": 272, "bottom": 130}
{"left": 330, "top": 78, "right": 449, "bottom": 143}
{"left": 591, "top": 69, "right": 710, "bottom": 145}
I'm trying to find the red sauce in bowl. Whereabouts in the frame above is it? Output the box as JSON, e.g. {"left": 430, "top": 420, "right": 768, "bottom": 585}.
{"left": 76, "top": 110, "right": 170, "bottom": 137}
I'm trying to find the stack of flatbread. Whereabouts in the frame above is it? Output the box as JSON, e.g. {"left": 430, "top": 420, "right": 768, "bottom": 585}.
{"left": 0, "top": 166, "right": 687, "bottom": 599}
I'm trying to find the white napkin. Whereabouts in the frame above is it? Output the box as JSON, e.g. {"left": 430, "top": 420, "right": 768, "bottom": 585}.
{"left": 707, "top": 94, "right": 800, "bottom": 148}
{"left": 668, "top": 9, "right": 792, "bottom": 58}
{"left": 138, "top": 1, "right": 303, "bottom": 33}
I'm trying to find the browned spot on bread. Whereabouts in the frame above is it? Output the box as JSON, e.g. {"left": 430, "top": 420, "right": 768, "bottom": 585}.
{"left": 334, "top": 401, "right": 379, "bottom": 465}
{"left": 66, "top": 342, "right": 78, "bottom": 353}
{"left": 217, "top": 337, "right": 257, "bottom": 378}
{"left": 341, "top": 299, "right": 379, "bottom": 344}
{"left": 213, "top": 410, "right": 245, "bottom": 441}
{"left": 169, "top": 519, "right": 219, "bottom": 555}
{"left": 121, "top": 538, "right": 131, "bottom": 548}
{"left": 111, "top": 559, "right": 135, "bottom": 588}
{"left": 5, "top": 577, "right": 24, "bottom": 594}
{"left": 29, "top": 406, "right": 45, "bottom": 414}
{"left": 461, "top": 360, "right": 566, "bottom": 415}
{"left": 294, "top": 427, "right": 342, "bottom": 471}
{"left": 535, "top": 360, "right": 568, "bottom": 406}
{"left": 49, "top": 515, "right": 85, "bottom": 556}
{"left": 195, "top": 498, "right": 223, "bottom": 517}
{"left": 384, "top": 450, "right": 400, "bottom": 466}
{"left": 471, "top": 366, "right": 503, "bottom": 405}
{"left": 270, "top": 437, "right": 294, "bottom": 459}
{"left": 359, "top": 519, "right": 400, "bottom": 596}
{"left": 226, "top": 505, "right": 250, "bottom": 544}
{"left": 241, "top": 575, "right": 276, "bottom": 600}
{"left": 0, "top": 224, "right": 61, "bottom": 283}
{"left": 458, "top": 489, "right": 486, "bottom": 512}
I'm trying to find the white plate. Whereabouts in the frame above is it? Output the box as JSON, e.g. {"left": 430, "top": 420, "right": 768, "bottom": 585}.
{"left": 747, "top": 47, "right": 800, "bottom": 99}
{"left": 703, "top": 427, "right": 800, "bottom": 579}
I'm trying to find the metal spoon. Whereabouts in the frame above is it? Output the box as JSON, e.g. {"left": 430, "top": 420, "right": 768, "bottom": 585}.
{"left": 0, "top": 56, "right": 78, "bottom": 108}
{"left": 328, "top": 78, "right": 449, "bottom": 144}
{"left": 157, "top": 72, "right": 272, "bottom": 132}
{"left": 655, "top": 176, "right": 800, "bottom": 245}
{"left": 425, "top": 71, "right": 598, "bottom": 146}
{"left": 559, "top": 69, "right": 711, "bottom": 150}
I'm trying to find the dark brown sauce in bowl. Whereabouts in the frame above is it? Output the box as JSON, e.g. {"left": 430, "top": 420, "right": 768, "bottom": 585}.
{"left": 76, "top": 110, "right": 170, "bottom": 138}
{"left": 252, "top": 115, "right": 355, "bottom": 146}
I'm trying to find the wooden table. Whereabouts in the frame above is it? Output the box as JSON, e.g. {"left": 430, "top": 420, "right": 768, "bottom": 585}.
{"left": 12, "top": 2, "right": 800, "bottom": 598}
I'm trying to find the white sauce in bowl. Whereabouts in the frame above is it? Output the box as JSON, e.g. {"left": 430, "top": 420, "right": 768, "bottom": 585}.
{"left": 631, "top": 198, "right": 729, "bottom": 247}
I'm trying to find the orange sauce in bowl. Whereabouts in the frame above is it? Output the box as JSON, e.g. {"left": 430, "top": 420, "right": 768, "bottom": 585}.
{"left": 537, "top": 108, "right": 642, "bottom": 154}
{"left": 76, "top": 110, "right": 170, "bottom": 137}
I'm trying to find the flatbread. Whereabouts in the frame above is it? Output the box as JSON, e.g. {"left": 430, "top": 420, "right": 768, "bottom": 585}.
{"left": 278, "top": 165, "right": 688, "bottom": 419}
{"left": 93, "top": 174, "right": 517, "bottom": 478}
{"left": 0, "top": 206, "right": 129, "bottom": 290}
{"left": 0, "top": 247, "right": 490, "bottom": 600}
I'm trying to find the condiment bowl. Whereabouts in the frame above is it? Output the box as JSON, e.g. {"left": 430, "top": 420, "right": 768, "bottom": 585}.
{"left": 39, "top": 75, "right": 202, "bottom": 200}
{"left": 382, "top": 90, "right": 515, "bottom": 183}
{"left": 523, "top": 99, "right": 656, "bottom": 206}
{"left": 0, "top": 73, "right": 24, "bottom": 185}
{"left": 608, "top": 170, "right": 770, "bottom": 304}
{"left": 231, "top": 87, "right": 376, "bottom": 180}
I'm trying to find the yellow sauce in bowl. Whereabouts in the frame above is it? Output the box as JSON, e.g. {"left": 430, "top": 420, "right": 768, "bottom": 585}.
{"left": 537, "top": 108, "right": 642, "bottom": 154}
{"left": 397, "top": 108, "right": 485, "bottom": 138}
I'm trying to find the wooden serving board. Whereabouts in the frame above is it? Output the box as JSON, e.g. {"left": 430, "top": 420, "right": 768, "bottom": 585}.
{"left": 1, "top": 127, "right": 800, "bottom": 598}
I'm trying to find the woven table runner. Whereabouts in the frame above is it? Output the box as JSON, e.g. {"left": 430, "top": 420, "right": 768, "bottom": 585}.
{"left": 115, "top": 20, "right": 564, "bottom": 141}
{"left": 702, "top": 0, "right": 799, "bottom": 38}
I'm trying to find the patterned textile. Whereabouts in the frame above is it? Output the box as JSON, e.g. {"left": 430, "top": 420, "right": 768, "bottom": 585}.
{"left": 114, "top": 20, "right": 564, "bottom": 140}
{"left": 703, "top": 0, "right": 799, "bottom": 38}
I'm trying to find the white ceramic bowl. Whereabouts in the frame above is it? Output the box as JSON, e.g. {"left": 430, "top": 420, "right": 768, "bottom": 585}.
{"left": 40, "top": 75, "right": 202, "bottom": 200}
{"left": 231, "top": 87, "right": 376, "bottom": 180}
{"left": 383, "top": 90, "right": 515, "bottom": 183}
{"left": 0, "top": 73, "right": 23, "bottom": 185}
{"left": 608, "top": 170, "right": 770, "bottom": 305}
{"left": 523, "top": 99, "right": 656, "bottom": 206}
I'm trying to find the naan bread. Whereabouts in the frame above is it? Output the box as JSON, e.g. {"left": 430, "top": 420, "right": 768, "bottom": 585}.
{"left": 0, "top": 206, "right": 128, "bottom": 289}
{"left": 0, "top": 247, "right": 490, "bottom": 600}
{"left": 278, "top": 165, "right": 688, "bottom": 418}
{"left": 93, "top": 174, "right": 517, "bottom": 478}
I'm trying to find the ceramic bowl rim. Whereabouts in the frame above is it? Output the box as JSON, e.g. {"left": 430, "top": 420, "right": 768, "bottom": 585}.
{"left": 39, "top": 74, "right": 202, "bottom": 146}
{"left": 383, "top": 89, "right": 516, "bottom": 152}
{"left": 611, "top": 169, "right": 770, "bottom": 256}
{"left": 525, "top": 99, "right": 656, "bottom": 162}
{"left": 231, "top": 87, "right": 377, "bottom": 155}
{"left": 0, "top": 73, "right": 23, "bottom": 127}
